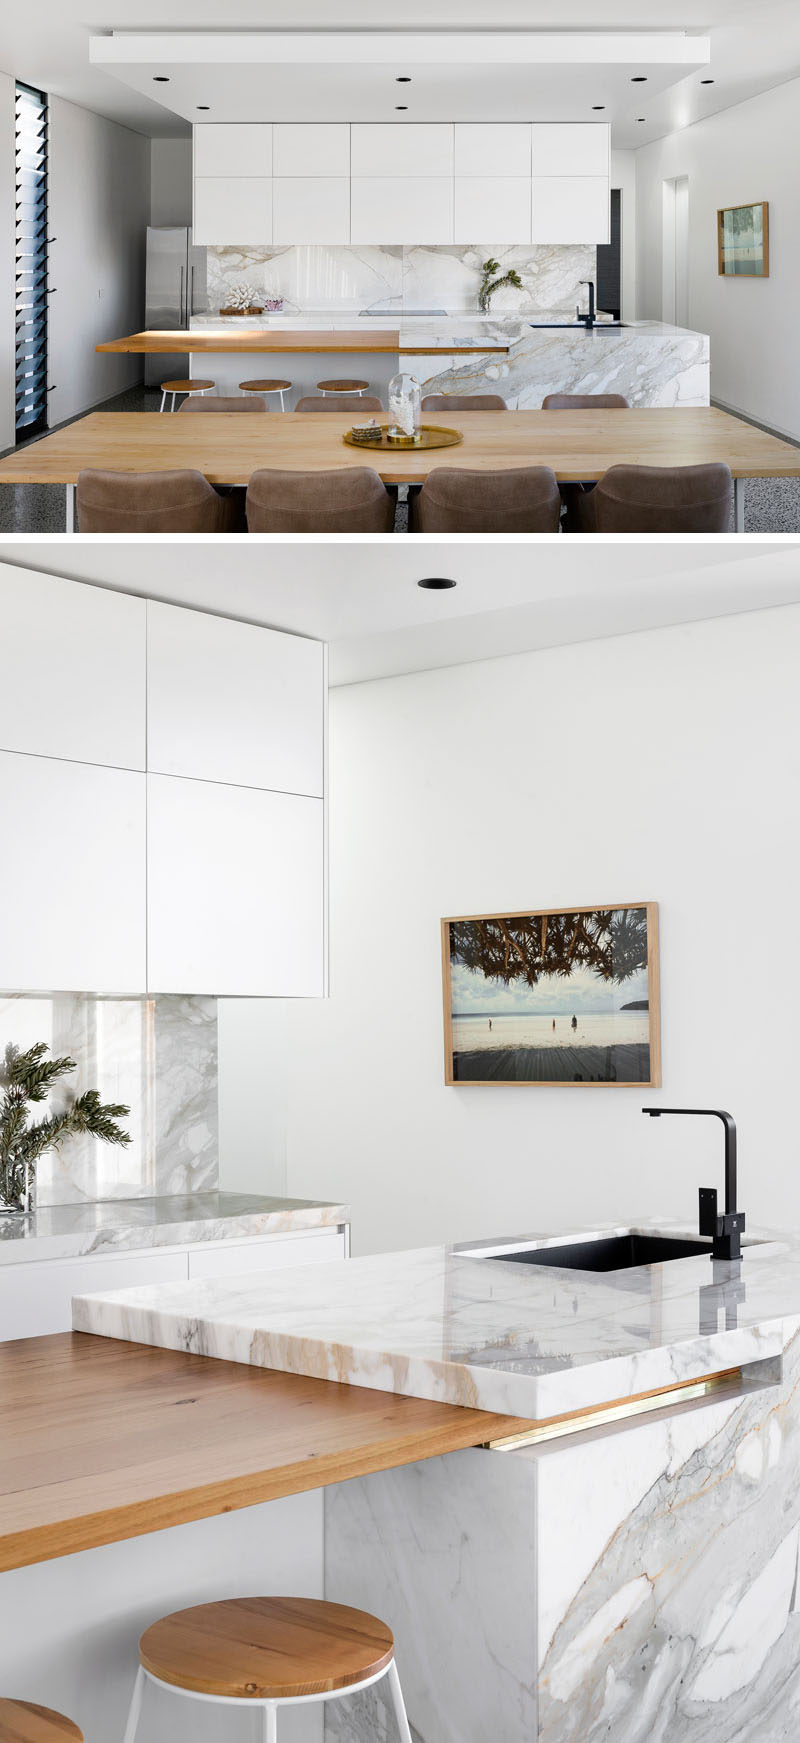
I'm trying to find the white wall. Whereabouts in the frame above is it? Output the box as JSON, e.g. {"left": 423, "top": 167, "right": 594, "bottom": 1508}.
{"left": 150, "top": 136, "right": 193, "bottom": 227}
{"left": 634, "top": 77, "right": 800, "bottom": 440}
{"left": 0, "top": 74, "right": 15, "bottom": 451}
{"left": 48, "top": 97, "right": 149, "bottom": 424}
{"left": 611, "top": 148, "right": 636, "bottom": 321}
{"left": 218, "top": 998, "right": 289, "bottom": 1197}
{"left": 285, "top": 606, "right": 800, "bottom": 1255}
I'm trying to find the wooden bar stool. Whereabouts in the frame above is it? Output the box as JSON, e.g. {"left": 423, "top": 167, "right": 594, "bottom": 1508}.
{"left": 159, "top": 379, "right": 215, "bottom": 413}
{"left": 239, "top": 378, "right": 292, "bottom": 411}
{"left": 122, "top": 1597, "right": 413, "bottom": 1743}
{"left": 0, "top": 1700, "right": 83, "bottom": 1741}
{"left": 316, "top": 378, "right": 368, "bottom": 396}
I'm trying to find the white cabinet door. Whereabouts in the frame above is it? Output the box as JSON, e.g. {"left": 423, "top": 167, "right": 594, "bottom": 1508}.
{"left": 147, "top": 775, "right": 324, "bottom": 997}
{"left": 454, "top": 124, "right": 531, "bottom": 179}
{"left": 0, "top": 752, "right": 146, "bottom": 994}
{"left": 532, "top": 177, "right": 610, "bottom": 244}
{"left": 187, "top": 1228, "right": 346, "bottom": 1280}
{"left": 351, "top": 125, "right": 453, "bottom": 178}
{"left": 147, "top": 603, "right": 324, "bottom": 797}
{"left": 351, "top": 178, "right": 453, "bottom": 245}
{"left": 273, "top": 124, "right": 350, "bottom": 178}
{"left": 454, "top": 178, "right": 531, "bottom": 244}
{"left": 0, "top": 564, "right": 145, "bottom": 770}
{"left": 0, "top": 1249, "right": 188, "bottom": 1341}
{"left": 194, "top": 178, "right": 272, "bottom": 246}
{"left": 194, "top": 124, "right": 273, "bottom": 177}
{"left": 273, "top": 178, "right": 350, "bottom": 245}
{"left": 531, "top": 124, "right": 610, "bottom": 177}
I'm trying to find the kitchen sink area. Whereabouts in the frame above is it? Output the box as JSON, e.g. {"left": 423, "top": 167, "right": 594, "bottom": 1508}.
{"left": 455, "top": 1230, "right": 714, "bottom": 1271}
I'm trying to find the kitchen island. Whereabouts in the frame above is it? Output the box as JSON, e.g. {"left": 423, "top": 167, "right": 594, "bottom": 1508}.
{"left": 73, "top": 1220, "right": 800, "bottom": 1742}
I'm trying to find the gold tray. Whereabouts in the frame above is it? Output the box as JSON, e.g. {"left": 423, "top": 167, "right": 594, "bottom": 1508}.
{"left": 342, "top": 423, "right": 463, "bottom": 452}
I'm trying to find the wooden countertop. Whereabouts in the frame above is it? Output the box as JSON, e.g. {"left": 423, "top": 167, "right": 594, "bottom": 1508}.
{"left": 95, "top": 329, "right": 511, "bottom": 356}
{"left": 0, "top": 1333, "right": 531, "bottom": 1571}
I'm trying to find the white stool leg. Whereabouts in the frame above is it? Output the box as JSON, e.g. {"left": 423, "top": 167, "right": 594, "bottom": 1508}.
{"left": 385, "top": 1659, "right": 413, "bottom": 1743}
{"left": 279, "top": 390, "right": 285, "bottom": 411}
{"left": 122, "top": 1666, "right": 145, "bottom": 1743}
{"left": 262, "top": 1701, "right": 277, "bottom": 1743}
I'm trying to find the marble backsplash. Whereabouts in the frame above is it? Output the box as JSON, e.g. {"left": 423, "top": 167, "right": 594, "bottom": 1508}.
{"left": 0, "top": 994, "right": 218, "bottom": 1206}
{"left": 206, "top": 242, "right": 596, "bottom": 316}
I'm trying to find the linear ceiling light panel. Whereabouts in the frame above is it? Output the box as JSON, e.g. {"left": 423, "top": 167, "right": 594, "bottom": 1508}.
{"left": 90, "top": 33, "right": 711, "bottom": 69}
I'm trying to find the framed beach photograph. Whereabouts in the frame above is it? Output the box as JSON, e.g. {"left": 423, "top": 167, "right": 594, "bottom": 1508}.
{"left": 717, "top": 202, "right": 769, "bottom": 277}
{"left": 441, "top": 902, "right": 660, "bottom": 1086}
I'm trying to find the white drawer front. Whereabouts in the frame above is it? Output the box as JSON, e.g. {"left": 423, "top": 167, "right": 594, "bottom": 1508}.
{"left": 0, "top": 1249, "right": 188, "bottom": 1342}
{"left": 188, "top": 1229, "right": 346, "bottom": 1279}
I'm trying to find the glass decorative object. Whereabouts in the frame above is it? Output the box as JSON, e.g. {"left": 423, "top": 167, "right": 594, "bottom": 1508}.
{"left": 388, "top": 372, "right": 421, "bottom": 442}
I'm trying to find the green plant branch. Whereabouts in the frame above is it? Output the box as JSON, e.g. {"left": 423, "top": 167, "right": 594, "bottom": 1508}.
{"left": 0, "top": 1042, "right": 131, "bottom": 1211}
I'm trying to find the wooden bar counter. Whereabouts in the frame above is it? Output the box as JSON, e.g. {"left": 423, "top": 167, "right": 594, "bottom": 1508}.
{"left": 96, "top": 329, "right": 511, "bottom": 357}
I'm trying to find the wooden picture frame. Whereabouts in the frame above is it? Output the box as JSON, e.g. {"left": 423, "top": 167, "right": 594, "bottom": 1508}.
{"left": 441, "top": 902, "right": 661, "bottom": 1087}
{"left": 717, "top": 203, "right": 769, "bottom": 277}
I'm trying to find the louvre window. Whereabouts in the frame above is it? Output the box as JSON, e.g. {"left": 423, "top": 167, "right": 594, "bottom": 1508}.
{"left": 15, "top": 82, "right": 49, "bottom": 441}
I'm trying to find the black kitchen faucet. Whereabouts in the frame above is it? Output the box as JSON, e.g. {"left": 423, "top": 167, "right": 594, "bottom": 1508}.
{"left": 642, "top": 1107, "right": 746, "bottom": 1261}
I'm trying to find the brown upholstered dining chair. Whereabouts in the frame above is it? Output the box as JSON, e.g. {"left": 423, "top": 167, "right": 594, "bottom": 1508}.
{"left": 294, "top": 395, "right": 384, "bottom": 414}
{"left": 176, "top": 395, "right": 267, "bottom": 413}
{"left": 541, "top": 393, "right": 630, "bottom": 411}
{"left": 246, "top": 467, "right": 395, "bottom": 533}
{"left": 410, "top": 466, "right": 561, "bottom": 533}
{"left": 420, "top": 393, "right": 508, "bottom": 412}
{"left": 574, "top": 462, "right": 734, "bottom": 533}
{"left": 76, "top": 469, "right": 241, "bottom": 533}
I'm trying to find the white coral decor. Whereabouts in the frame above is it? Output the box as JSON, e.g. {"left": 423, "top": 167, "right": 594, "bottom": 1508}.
{"left": 230, "top": 282, "right": 256, "bottom": 311}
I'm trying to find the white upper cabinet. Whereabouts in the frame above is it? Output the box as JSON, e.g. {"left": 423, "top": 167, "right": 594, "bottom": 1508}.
{"left": 0, "top": 753, "right": 146, "bottom": 994}
{"left": 273, "top": 179, "right": 350, "bottom": 246}
{"left": 454, "top": 125, "right": 531, "bottom": 179}
{"left": 532, "top": 176, "right": 610, "bottom": 244}
{"left": 351, "top": 178, "right": 453, "bottom": 245}
{"left": 454, "top": 178, "right": 531, "bottom": 245}
{"left": 147, "top": 603, "right": 324, "bottom": 797}
{"left": 193, "top": 177, "right": 272, "bottom": 246}
{"left": 0, "top": 565, "right": 145, "bottom": 770}
{"left": 273, "top": 124, "right": 350, "bottom": 177}
{"left": 351, "top": 125, "right": 453, "bottom": 178}
{"left": 531, "top": 124, "right": 609, "bottom": 177}
{"left": 147, "top": 777, "right": 324, "bottom": 998}
{"left": 194, "top": 124, "right": 273, "bottom": 177}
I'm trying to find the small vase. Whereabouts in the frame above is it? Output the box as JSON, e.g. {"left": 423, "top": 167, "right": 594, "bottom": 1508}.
{"left": 0, "top": 1164, "right": 34, "bottom": 1216}
{"left": 388, "top": 372, "right": 421, "bottom": 443}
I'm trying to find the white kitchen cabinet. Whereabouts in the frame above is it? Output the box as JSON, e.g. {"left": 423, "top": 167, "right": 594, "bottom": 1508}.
{"left": 273, "top": 124, "right": 350, "bottom": 178}
{"left": 454, "top": 177, "right": 531, "bottom": 245}
{"left": 147, "top": 775, "right": 324, "bottom": 997}
{"left": 531, "top": 123, "right": 609, "bottom": 178}
{"left": 351, "top": 177, "right": 453, "bottom": 245}
{"left": 0, "top": 752, "right": 146, "bottom": 994}
{"left": 350, "top": 124, "right": 453, "bottom": 178}
{"left": 187, "top": 1227, "right": 346, "bottom": 1280}
{"left": 0, "top": 1248, "right": 187, "bottom": 1342}
{"left": 273, "top": 178, "right": 350, "bottom": 246}
{"left": 454, "top": 124, "right": 531, "bottom": 179}
{"left": 532, "top": 176, "right": 610, "bottom": 244}
{"left": 147, "top": 602, "right": 324, "bottom": 797}
{"left": 194, "top": 124, "right": 273, "bottom": 178}
{"left": 194, "top": 177, "right": 272, "bottom": 246}
{"left": 0, "top": 565, "right": 145, "bottom": 771}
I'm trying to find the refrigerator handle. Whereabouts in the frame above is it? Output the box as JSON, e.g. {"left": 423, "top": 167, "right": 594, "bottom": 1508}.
{"left": 179, "top": 263, "right": 185, "bottom": 325}
{"left": 190, "top": 264, "right": 195, "bottom": 316}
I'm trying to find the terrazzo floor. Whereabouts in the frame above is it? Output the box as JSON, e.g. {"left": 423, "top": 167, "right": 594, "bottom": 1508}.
{"left": 1, "top": 387, "right": 798, "bottom": 534}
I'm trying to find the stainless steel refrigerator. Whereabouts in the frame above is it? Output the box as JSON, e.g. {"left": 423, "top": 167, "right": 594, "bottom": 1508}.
{"left": 144, "top": 227, "right": 208, "bottom": 388}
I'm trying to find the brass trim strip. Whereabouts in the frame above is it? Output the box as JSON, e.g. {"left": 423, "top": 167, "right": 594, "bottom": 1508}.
{"left": 484, "top": 1367, "right": 742, "bottom": 1450}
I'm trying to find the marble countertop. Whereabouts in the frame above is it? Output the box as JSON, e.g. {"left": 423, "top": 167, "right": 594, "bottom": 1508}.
{"left": 73, "top": 1219, "right": 798, "bottom": 1422}
{"left": 0, "top": 1192, "right": 349, "bottom": 1265}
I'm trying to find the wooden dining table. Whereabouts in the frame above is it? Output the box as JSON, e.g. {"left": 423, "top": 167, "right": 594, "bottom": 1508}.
{"left": 2, "top": 406, "right": 798, "bottom": 532}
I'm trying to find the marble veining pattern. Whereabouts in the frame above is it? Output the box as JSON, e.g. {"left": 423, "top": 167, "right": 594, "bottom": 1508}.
{"left": 407, "top": 321, "right": 710, "bottom": 409}
{"left": 0, "top": 994, "right": 218, "bottom": 1205}
{"left": 0, "top": 1192, "right": 348, "bottom": 1264}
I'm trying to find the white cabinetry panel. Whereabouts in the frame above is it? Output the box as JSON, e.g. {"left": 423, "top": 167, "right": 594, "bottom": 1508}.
{"left": 454, "top": 125, "right": 531, "bottom": 178}
{"left": 0, "top": 565, "right": 145, "bottom": 770}
{"left": 531, "top": 124, "right": 609, "bottom": 177}
{"left": 147, "top": 603, "right": 324, "bottom": 797}
{"left": 0, "top": 752, "right": 146, "bottom": 994}
{"left": 273, "top": 178, "right": 350, "bottom": 246}
{"left": 273, "top": 124, "right": 350, "bottom": 177}
{"left": 532, "top": 176, "right": 610, "bottom": 244}
{"left": 351, "top": 125, "right": 453, "bottom": 178}
{"left": 194, "top": 124, "right": 273, "bottom": 177}
{"left": 147, "top": 775, "right": 324, "bottom": 996}
{"left": 194, "top": 178, "right": 272, "bottom": 246}
{"left": 0, "top": 1249, "right": 188, "bottom": 1341}
{"left": 351, "top": 178, "right": 453, "bottom": 245}
{"left": 187, "top": 1228, "right": 346, "bottom": 1279}
{"left": 454, "top": 178, "right": 531, "bottom": 244}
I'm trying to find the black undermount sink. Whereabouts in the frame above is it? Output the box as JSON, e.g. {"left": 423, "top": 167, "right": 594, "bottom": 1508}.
{"left": 528, "top": 321, "right": 628, "bottom": 330}
{"left": 466, "top": 1233, "right": 712, "bottom": 1272}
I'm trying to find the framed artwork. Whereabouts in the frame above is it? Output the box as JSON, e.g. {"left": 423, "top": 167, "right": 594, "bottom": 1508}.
{"left": 441, "top": 902, "right": 660, "bottom": 1087}
{"left": 717, "top": 203, "right": 769, "bottom": 277}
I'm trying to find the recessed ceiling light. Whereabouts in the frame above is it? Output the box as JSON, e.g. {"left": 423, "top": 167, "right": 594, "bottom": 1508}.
{"left": 701, "top": 78, "right": 715, "bottom": 85}
{"left": 631, "top": 76, "right": 648, "bottom": 83}
{"left": 637, "top": 117, "right": 646, "bottom": 123}
{"left": 197, "top": 105, "right": 210, "bottom": 111}
{"left": 153, "top": 76, "right": 170, "bottom": 82}
{"left": 418, "top": 577, "right": 457, "bottom": 591}
{"left": 396, "top": 76, "right": 411, "bottom": 83}
{"left": 592, "top": 105, "right": 605, "bottom": 111}
{"left": 396, "top": 105, "right": 408, "bottom": 111}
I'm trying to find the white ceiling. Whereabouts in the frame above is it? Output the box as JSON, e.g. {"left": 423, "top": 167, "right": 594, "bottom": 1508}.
{"left": 1, "top": 539, "right": 799, "bottom": 687}
{"left": 2, "top": 2, "right": 800, "bottom": 148}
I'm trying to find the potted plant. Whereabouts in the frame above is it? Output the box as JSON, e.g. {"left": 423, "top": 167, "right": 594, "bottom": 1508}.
{"left": 478, "top": 259, "right": 524, "bottom": 313}
{"left": 0, "top": 1042, "right": 131, "bottom": 1215}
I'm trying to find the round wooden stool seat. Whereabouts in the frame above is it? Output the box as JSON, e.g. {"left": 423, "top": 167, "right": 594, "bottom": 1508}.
{"left": 159, "top": 379, "right": 214, "bottom": 394}
{"left": 0, "top": 1702, "right": 83, "bottom": 1742}
{"left": 239, "top": 379, "right": 292, "bottom": 393}
{"left": 316, "top": 378, "right": 368, "bottom": 393}
{"left": 139, "top": 1597, "right": 395, "bottom": 1700}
